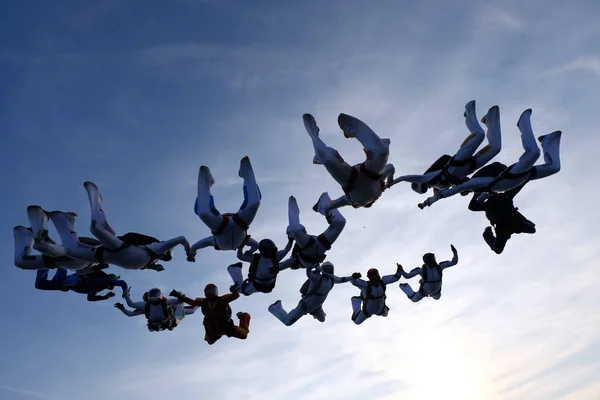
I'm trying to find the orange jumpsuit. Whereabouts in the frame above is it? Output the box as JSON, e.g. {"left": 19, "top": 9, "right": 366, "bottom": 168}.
{"left": 175, "top": 292, "right": 250, "bottom": 344}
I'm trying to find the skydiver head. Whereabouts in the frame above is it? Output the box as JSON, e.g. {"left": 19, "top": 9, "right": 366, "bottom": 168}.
{"left": 204, "top": 284, "right": 218, "bottom": 299}
{"left": 258, "top": 239, "right": 278, "bottom": 258}
{"left": 422, "top": 253, "right": 437, "bottom": 267}
{"left": 159, "top": 249, "right": 173, "bottom": 261}
{"left": 321, "top": 261, "right": 334, "bottom": 275}
{"left": 411, "top": 182, "right": 429, "bottom": 194}
{"left": 147, "top": 288, "right": 163, "bottom": 303}
{"left": 366, "top": 268, "right": 380, "bottom": 282}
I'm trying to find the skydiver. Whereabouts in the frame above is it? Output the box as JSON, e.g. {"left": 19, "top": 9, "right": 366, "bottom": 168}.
{"left": 187, "top": 156, "right": 261, "bottom": 258}
{"left": 350, "top": 265, "right": 403, "bottom": 325}
{"left": 302, "top": 113, "right": 395, "bottom": 211}
{"left": 419, "top": 109, "right": 562, "bottom": 209}
{"left": 115, "top": 288, "right": 199, "bottom": 332}
{"left": 387, "top": 100, "right": 502, "bottom": 197}
{"left": 227, "top": 236, "right": 294, "bottom": 295}
{"left": 268, "top": 261, "right": 353, "bottom": 326}
{"left": 35, "top": 267, "right": 128, "bottom": 302}
{"left": 13, "top": 225, "right": 101, "bottom": 271}
{"left": 169, "top": 285, "right": 251, "bottom": 345}
{"left": 278, "top": 193, "right": 346, "bottom": 270}
{"left": 399, "top": 245, "right": 459, "bottom": 302}
{"left": 46, "top": 181, "right": 191, "bottom": 271}
{"left": 467, "top": 182, "right": 536, "bottom": 254}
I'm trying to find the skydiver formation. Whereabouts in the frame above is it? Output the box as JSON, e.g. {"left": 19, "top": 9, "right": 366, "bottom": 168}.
{"left": 13, "top": 101, "right": 563, "bottom": 340}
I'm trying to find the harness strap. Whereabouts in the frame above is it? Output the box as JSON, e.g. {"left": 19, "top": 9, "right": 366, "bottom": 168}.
{"left": 342, "top": 166, "right": 359, "bottom": 194}
{"left": 359, "top": 163, "right": 383, "bottom": 180}
{"left": 231, "top": 213, "right": 249, "bottom": 230}
{"left": 211, "top": 214, "right": 231, "bottom": 235}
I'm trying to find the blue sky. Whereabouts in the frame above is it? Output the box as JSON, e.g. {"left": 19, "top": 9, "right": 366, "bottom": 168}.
{"left": 2, "top": 0, "right": 600, "bottom": 399}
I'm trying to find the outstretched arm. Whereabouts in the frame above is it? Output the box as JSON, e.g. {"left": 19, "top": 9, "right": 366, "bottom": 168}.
{"left": 124, "top": 291, "right": 146, "bottom": 309}
{"left": 382, "top": 264, "right": 404, "bottom": 284}
{"left": 222, "top": 292, "right": 241, "bottom": 303}
{"left": 350, "top": 274, "right": 368, "bottom": 289}
{"left": 277, "top": 237, "right": 294, "bottom": 261}
{"left": 420, "top": 177, "right": 491, "bottom": 208}
{"left": 114, "top": 303, "right": 144, "bottom": 317}
{"left": 170, "top": 290, "right": 204, "bottom": 307}
{"left": 440, "top": 245, "right": 459, "bottom": 270}
{"left": 332, "top": 274, "right": 352, "bottom": 284}
{"left": 243, "top": 237, "right": 260, "bottom": 254}
{"left": 402, "top": 267, "right": 423, "bottom": 279}
{"left": 237, "top": 246, "right": 254, "bottom": 263}
{"left": 387, "top": 170, "right": 439, "bottom": 188}
{"left": 468, "top": 193, "right": 489, "bottom": 212}
{"left": 87, "top": 292, "right": 115, "bottom": 302}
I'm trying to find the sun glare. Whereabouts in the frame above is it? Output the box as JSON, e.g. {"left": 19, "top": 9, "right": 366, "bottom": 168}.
{"left": 393, "top": 328, "right": 495, "bottom": 400}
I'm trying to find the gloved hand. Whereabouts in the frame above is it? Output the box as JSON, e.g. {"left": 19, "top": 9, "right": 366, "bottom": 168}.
{"left": 396, "top": 263, "right": 404, "bottom": 274}
{"left": 169, "top": 289, "right": 181, "bottom": 297}
{"left": 244, "top": 250, "right": 254, "bottom": 256}
{"left": 230, "top": 284, "right": 239, "bottom": 293}
{"left": 450, "top": 244, "right": 457, "bottom": 254}
{"left": 352, "top": 272, "right": 362, "bottom": 279}
{"left": 114, "top": 303, "right": 124, "bottom": 310}
{"left": 123, "top": 287, "right": 131, "bottom": 298}
{"left": 106, "top": 292, "right": 115, "bottom": 298}
{"left": 187, "top": 255, "right": 196, "bottom": 262}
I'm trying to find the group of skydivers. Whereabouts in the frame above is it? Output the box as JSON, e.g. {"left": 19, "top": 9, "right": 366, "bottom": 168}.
{"left": 13, "top": 100, "right": 562, "bottom": 344}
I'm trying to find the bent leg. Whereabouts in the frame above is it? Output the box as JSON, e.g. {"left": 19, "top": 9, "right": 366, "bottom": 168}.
{"left": 269, "top": 300, "right": 302, "bottom": 326}
{"left": 84, "top": 182, "right": 116, "bottom": 236}
{"left": 510, "top": 109, "right": 541, "bottom": 175}
{"left": 27, "top": 206, "right": 54, "bottom": 243}
{"left": 400, "top": 283, "right": 423, "bottom": 303}
{"left": 310, "top": 306, "right": 326, "bottom": 322}
{"left": 83, "top": 183, "right": 123, "bottom": 250}
{"left": 231, "top": 312, "right": 251, "bottom": 339}
{"left": 320, "top": 205, "right": 346, "bottom": 246}
{"left": 530, "top": 131, "right": 562, "bottom": 180}
{"left": 35, "top": 268, "right": 67, "bottom": 290}
{"left": 454, "top": 101, "right": 487, "bottom": 161}
{"left": 338, "top": 113, "right": 390, "bottom": 174}
{"left": 236, "top": 156, "right": 261, "bottom": 225}
{"left": 227, "top": 263, "right": 244, "bottom": 292}
{"left": 303, "top": 114, "right": 354, "bottom": 185}
{"left": 472, "top": 105, "right": 502, "bottom": 169}
{"left": 196, "top": 166, "right": 225, "bottom": 231}
{"left": 48, "top": 212, "right": 98, "bottom": 262}
{"left": 14, "top": 226, "right": 46, "bottom": 270}
{"left": 351, "top": 296, "right": 368, "bottom": 325}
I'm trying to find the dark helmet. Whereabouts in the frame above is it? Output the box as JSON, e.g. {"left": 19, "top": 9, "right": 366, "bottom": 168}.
{"left": 367, "top": 268, "right": 380, "bottom": 280}
{"left": 204, "top": 284, "right": 218, "bottom": 298}
{"left": 147, "top": 288, "right": 162, "bottom": 302}
{"left": 321, "top": 261, "right": 334, "bottom": 275}
{"left": 422, "top": 253, "right": 436, "bottom": 266}
{"left": 411, "top": 182, "right": 428, "bottom": 194}
{"left": 258, "top": 239, "right": 277, "bottom": 257}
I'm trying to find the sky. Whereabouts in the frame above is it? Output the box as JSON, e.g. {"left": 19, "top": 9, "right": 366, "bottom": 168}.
{"left": 1, "top": 0, "right": 600, "bottom": 399}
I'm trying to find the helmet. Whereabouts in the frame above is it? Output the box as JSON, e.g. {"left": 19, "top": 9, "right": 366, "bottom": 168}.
{"left": 159, "top": 249, "right": 173, "bottom": 261}
{"left": 147, "top": 288, "right": 162, "bottom": 302}
{"left": 422, "top": 253, "right": 436, "bottom": 266}
{"left": 258, "top": 239, "right": 277, "bottom": 257}
{"left": 286, "top": 224, "right": 307, "bottom": 239}
{"left": 321, "top": 261, "right": 334, "bottom": 275}
{"left": 367, "top": 268, "right": 380, "bottom": 280}
{"left": 204, "top": 284, "right": 218, "bottom": 298}
{"left": 411, "top": 182, "right": 428, "bottom": 194}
